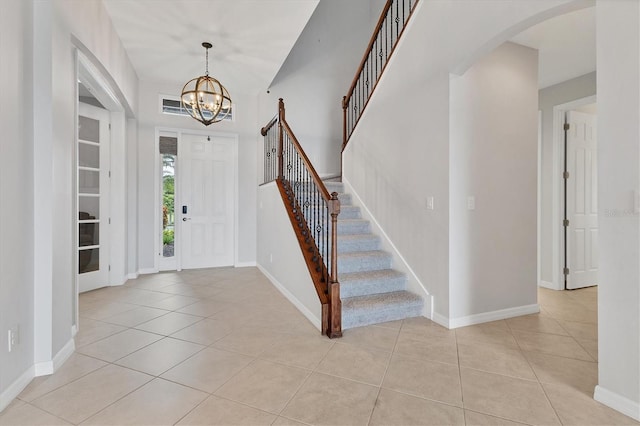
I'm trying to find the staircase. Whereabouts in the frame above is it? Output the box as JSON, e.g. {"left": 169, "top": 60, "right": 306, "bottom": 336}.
{"left": 324, "top": 181, "right": 423, "bottom": 329}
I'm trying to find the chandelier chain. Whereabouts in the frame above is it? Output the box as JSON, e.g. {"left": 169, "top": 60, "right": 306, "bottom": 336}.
{"left": 205, "top": 46, "right": 209, "bottom": 76}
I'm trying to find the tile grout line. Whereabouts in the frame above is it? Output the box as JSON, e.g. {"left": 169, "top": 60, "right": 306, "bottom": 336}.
{"left": 455, "top": 328, "right": 467, "bottom": 425}
{"left": 365, "top": 318, "right": 403, "bottom": 426}
{"left": 505, "top": 315, "right": 565, "bottom": 426}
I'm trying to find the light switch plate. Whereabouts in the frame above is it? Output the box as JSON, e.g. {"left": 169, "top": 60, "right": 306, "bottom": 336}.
{"left": 467, "top": 196, "right": 475, "bottom": 210}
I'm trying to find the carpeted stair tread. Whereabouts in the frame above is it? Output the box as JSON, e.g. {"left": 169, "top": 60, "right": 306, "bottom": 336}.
{"left": 337, "top": 219, "right": 370, "bottom": 235}
{"left": 342, "top": 291, "right": 423, "bottom": 329}
{"left": 313, "top": 179, "right": 425, "bottom": 330}
{"left": 339, "top": 205, "right": 361, "bottom": 219}
{"left": 323, "top": 182, "right": 344, "bottom": 192}
{"left": 338, "top": 250, "right": 392, "bottom": 273}
{"left": 339, "top": 269, "right": 407, "bottom": 298}
{"left": 337, "top": 233, "right": 380, "bottom": 253}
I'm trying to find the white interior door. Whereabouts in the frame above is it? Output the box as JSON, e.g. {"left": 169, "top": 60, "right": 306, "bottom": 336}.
{"left": 180, "top": 133, "right": 235, "bottom": 269}
{"left": 566, "top": 110, "right": 598, "bottom": 289}
{"left": 78, "top": 102, "right": 110, "bottom": 292}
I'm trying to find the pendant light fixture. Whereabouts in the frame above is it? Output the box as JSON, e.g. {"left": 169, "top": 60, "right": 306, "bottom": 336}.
{"left": 180, "top": 42, "right": 232, "bottom": 126}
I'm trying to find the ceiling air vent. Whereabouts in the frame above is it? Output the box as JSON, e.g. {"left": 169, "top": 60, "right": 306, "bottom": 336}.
{"left": 159, "top": 95, "right": 233, "bottom": 121}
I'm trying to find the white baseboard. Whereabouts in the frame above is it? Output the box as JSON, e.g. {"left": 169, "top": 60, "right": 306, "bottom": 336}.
{"left": 34, "top": 337, "right": 75, "bottom": 377}
{"left": 342, "top": 178, "right": 432, "bottom": 318}
{"left": 127, "top": 272, "right": 139, "bottom": 280}
{"left": 138, "top": 268, "right": 159, "bottom": 275}
{"left": 257, "top": 263, "right": 321, "bottom": 331}
{"left": 539, "top": 280, "right": 560, "bottom": 290}
{"left": 0, "top": 365, "right": 34, "bottom": 412}
{"left": 431, "top": 312, "right": 450, "bottom": 329}
{"left": 235, "top": 261, "right": 257, "bottom": 268}
{"left": 448, "top": 304, "right": 540, "bottom": 329}
{"left": 594, "top": 385, "right": 640, "bottom": 421}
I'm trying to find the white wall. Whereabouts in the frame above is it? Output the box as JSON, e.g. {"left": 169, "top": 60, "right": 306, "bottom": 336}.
{"left": 257, "top": 183, "right": 321, "bottom": 329}
{"left": 29, "top": 0, "right": 138, "bottom": 376}
{"left": 538, "top": 72, "right": 596, "bottom": 286}
{"left": 594, "top": 0, "right": 640, "bottom": 420}
{"left": 258, "top": 0, "right": 384, "bottom": 176}
{"left": 343, "top": 0, "right": 581, "bottom": 321}
{"left": 449, "top": 42, "right": 539, "bottom": 323}
{"left": 0, "top": 0, "right": 35, "bottom": 410}
{"left": 136, "top": 81, "right": 258, "bottom": 271}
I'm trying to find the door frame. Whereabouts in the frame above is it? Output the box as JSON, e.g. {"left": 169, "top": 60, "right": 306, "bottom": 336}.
{"left": 154, "top": 127, "right": 239, "bottom": 272}
{"left": 74, "top": 50, "right": 126, "bottom": 330}
{"left": 548, "top": 95, "right": 597, "bottom": 291}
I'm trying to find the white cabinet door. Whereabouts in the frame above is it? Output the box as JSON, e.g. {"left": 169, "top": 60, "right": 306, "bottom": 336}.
{"left": 180, "top": 133, "right": 235, "bottom": 269}
{"left": 566, "top": 110, "right": 598, "bottom": 289}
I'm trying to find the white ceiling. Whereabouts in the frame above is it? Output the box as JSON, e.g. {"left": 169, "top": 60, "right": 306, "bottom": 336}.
{"left": 511, "top": 6, "right": 595, "bottom": 89}
{"left": 102, "top": 0, "right": 319, "bottom": 94}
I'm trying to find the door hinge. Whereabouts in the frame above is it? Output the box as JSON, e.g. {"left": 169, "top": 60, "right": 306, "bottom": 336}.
{"left": 563, "top": 171, "right": 570, "bottom": 180}
{"left": 563, "top": 267, "right": 570, "bottom": 276}
{"left": 108, "top": 265, "right": 111, "bottom": 271}
{"left": 564, "top": 123, "right": 570, "bottom": 131}
{"left": 563, "top": 219, "right": 570, "bottom": 227}
{"left": 108, "top": 170, "right": 111, "bottom": 178}
{"left": 108, "top": 217, "right": 111, "bottom": 224}
{"left": 108, "top": 123, "right": 111, "bottom": 131}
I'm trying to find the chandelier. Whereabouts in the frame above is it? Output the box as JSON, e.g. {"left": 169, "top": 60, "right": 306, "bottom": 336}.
{"left": 180, "top": 42, "right": 232, "bottom": 126}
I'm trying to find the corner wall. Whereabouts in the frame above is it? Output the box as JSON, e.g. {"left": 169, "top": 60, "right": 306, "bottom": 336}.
{"left": 594, "top": 0, "right": 640, "bottom": 420}
{"left": 0, "top": 0, "right": 35, "bottom": 410}
{"left": 342, "top": 0, "right": 579, "bottom": 321}
{"left": 449, "top": 42, "right": 539, "bottom": 324}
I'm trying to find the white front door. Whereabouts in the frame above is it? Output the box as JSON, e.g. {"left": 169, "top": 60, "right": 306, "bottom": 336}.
{"left": 566, "top": 110, "right": 598, "bottom": 289}
{"left": 179, "top": 133, "right": 235, "bottom": 269}
{"left": 78, "top": 102, "right": 110, "bottom": 292}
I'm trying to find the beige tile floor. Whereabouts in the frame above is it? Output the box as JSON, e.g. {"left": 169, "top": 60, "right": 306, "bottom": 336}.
{"left": 1, "top": 268, "right": 638, "bottom": 425}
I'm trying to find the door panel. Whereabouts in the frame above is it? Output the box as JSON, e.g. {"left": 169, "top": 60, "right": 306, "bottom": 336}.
{"left": 180, "top": 133, "right": 235, "bottom": 269}
{"left": 78, "top": 102, "right": 110, "bottom": 292}
{"left": 566, "top": 111, "right": 597, "bottom": 289}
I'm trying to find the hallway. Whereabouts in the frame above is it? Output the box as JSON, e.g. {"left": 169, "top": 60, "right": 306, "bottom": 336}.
{"left": 0, "top": 268, "right": 635, "bottom": 425}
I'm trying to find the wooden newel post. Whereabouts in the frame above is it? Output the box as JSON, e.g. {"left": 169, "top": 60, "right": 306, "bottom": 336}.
{"left": 328, "top": 192, "right": 342, "bottom": 338}
{"left": 277, "top": 98, "right": 285, "bottom": 180}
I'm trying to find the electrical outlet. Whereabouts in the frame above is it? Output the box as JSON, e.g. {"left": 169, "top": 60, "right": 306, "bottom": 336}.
{"left": 467, "top": 196, "right": 475, "bottom": 210}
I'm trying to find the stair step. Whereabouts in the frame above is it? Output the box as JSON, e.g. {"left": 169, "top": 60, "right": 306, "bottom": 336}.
{"left": 323, "top": 182, "right": 344, "bottom": 193}
{"left": 339, "top": 269, "right": 406, "bottom": 298}
{"left": 338, "top": 234, "right": 380, "bottom": 253}
{"left": 337, "top": 219, "right": 370, "bottom": 235}
{"left": 338, "top": 250, "right": 392, "bottom": 273}
{"left": 339, "top": 205, "right": 361, "bottom": 219}
{"left": 338, "top": 193, "right": 352, "bottom": 205}
{"left": 342, "top": 291, "right": 423, "bottom": 329}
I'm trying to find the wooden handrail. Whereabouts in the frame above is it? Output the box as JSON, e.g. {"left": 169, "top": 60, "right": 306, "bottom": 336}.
{"left": 342, "top": 0, "right": 419, "bottom": 149}
{"left": 260, "top": 98, "right": 342, "bottom": 338}
{"left": 344, "top": 0, "right": 394, "bottom": 103}
{"left": 260, "top": 115, "right": 278, "bottom": 136}
{"left": 282, "top": 121, "right": 332, "bottom": 203}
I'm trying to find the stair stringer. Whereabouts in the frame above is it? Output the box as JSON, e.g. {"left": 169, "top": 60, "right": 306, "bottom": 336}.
{"left": 341, "top": 178, "right": 433, "bottom": 319}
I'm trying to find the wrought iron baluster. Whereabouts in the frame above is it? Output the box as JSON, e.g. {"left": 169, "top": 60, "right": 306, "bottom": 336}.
{"left": 396, "top": 0, "right": 399, "bottom": 41}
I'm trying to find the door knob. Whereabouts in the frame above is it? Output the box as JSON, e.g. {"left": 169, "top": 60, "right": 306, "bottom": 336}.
{"left": 182, "top": 217, "right": 191, "bottom": 221}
